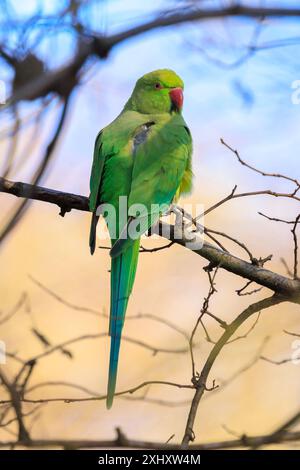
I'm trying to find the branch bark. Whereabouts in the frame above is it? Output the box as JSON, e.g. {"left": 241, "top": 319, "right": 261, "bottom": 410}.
{"left": 3, "top": 4, "right": 300, "bottom": 108}
{"left": 1, "top": 177, "right": 300, "bottom": 298}
{"left": 181, "top": 294, "right": 285, "bottom": 447}
{"left": 106, "top": 5, "right": 300, "bottom": 49}
{"left": 0, "top": 95, "right": 71, "bottom": 244}
{"left": 0, "top": 429, "right": 300, "bottom": 450}
{"left": 0, "top": 368, "right": 30, "bottom": 442}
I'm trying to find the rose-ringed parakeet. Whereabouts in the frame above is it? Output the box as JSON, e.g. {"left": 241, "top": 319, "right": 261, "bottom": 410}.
{"left": 89, "top": 69, "right": 193, "bottom": 408}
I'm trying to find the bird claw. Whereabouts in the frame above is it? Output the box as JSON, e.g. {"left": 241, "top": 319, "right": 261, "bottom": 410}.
{"left": 161, "top": 204, "right": 202, "bottom": 247}
{"left": 169, "top": 204, "right": 195, "bottom": 241}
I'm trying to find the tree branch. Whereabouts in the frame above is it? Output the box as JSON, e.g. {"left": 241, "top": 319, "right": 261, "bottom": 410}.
{"left": 181, "top": 294, "right": 286, "bottom": 447}
{"left": 3, "top": 5, "right": 300, "bottom": 109}
{"left": 0, "top": 368, "right": 30, "bottom": 443}
{"left": 0, "top": 95, "right": 71, "bottom": 245}
{"left": 1, "top": 177, "right": 300, "bottom": 298}
{"left": 1, "top": 429, "right": 300, "bottom": 450}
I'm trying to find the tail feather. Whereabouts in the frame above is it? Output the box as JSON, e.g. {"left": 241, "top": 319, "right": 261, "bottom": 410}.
{"left": 106, "top": 239, "right": 140, "bottom": 409}
{"left": 110, "top": 210, "right": 161, "bottom": 259}
{"left": 89, "top": 212, "right": 99, "bottom": 255}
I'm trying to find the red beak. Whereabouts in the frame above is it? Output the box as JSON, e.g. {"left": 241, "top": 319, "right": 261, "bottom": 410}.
{"left": 169, "top": 87, "right": 183, "bottom": 111}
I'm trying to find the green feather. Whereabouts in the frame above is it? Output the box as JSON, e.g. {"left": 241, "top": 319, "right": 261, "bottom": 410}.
{"left": 107, "top": 239, "right": 140, "bottom": 408}
{"left": 88, "top": 69, "right": 193, "bottom": 408}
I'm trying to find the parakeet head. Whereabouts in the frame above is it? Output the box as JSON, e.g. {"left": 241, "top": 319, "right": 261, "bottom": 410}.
{"left": 125, "top": 69, "right": 184, "bottom": 114}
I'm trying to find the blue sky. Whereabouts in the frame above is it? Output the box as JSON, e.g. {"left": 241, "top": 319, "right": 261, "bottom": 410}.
{"left": 1, "top": 1, "right": 299, "bottom": 197}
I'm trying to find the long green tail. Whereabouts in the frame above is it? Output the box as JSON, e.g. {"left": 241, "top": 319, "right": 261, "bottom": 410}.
{"left": 106, "top": 239, "right": 140, "bottom": 409}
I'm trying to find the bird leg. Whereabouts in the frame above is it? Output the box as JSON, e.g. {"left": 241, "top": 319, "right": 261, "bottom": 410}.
{"left": 169, "top": 204, "right": 203, "bottom": 245}
{"left": 168, "top": 204, "right": 188, "bottom": 240}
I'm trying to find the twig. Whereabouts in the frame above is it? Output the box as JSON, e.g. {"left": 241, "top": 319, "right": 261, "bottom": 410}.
{"left": 24, "top": 381, "right": 190, "bottom": 408}
{"left": 139, "top": 241, "right": 174, "bottom": 253}
{"left": 181, "top": 294, "right": 285, "bottom": 447}
{"left": 221, "top": 138, "right": 300, "bottom": 190}
{"left": 0, "top": 292, "right": 27, "bottom": 325}
{"left": 292, "top": 215, "right": 300, "bottom": 279}
{"left": 29, "top": 275, "right": 101, "bottom": 317}
{"left": 0, "top": 380, "right": 194, "bottom": 405}
{"left": 1, "top": 428, "right": 300, "bottom": 449}
{"left": 29, "top": 278, "right": 190, "bottom": 338}
{"left": 259, "top": 213, "right": 300, "bottom": 279}
{"left": 0, "top": 94, "right": 71, "bottom": 245}
{"left": 236, "top": 280, "right": 263, "bottom": 296}
{"left": 0, "top": 368, "right": 30, "bottom": 442}
{"left": 1, "top": 178, "right": 300, "bottom": 297}
{"left": 284, "top": 329, "right": 300, "bottom": 338}
{"left": 189, "top": 268, "right": 219, "bottom": 379}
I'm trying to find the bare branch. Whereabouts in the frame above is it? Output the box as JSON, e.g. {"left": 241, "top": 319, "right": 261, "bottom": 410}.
{"left": 0, "top": 292, "right": 26, "bottom": 325}
{"left": 292, "top": 215, "right": 300, "bottom": 279}
{"left": 284, "top": 329, "right": 300, "bottom": 338}
{"left": 29, "top": 277, "right": 190, "bottom": 339}
{"left": 1, "top": 428, "right": 300, "bottom": 449}
{"left": 221, "top": 138, "right": 300, "bottom": 191}
{"left": 189, "top": 268, "right": 219, "bottom": 379}
{"left": 0, "top": 380, "right": 194, "bottom": 405}
{"left": 1, "top": 178, "right": 300, "bottom": 298}
{"left": 29, "top": 276, "right": 101, "bottom": 317}
{"left": 197, "top": 140, "right": 300, "bottom": 221}
{"left": 0, "top": 368, "right": 30, "bottom": 442}
{"left": 236, "top": 280, "right": 263, "bottom": 296}
{"left": 0, "top": 95, "right": 71, "bottom": 245}
{"left": 181, "top": 294, "right": 286, "bottom": 447}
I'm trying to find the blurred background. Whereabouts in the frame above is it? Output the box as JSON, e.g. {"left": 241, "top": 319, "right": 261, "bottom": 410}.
{"left": 0, "top": 0, "right": 300, "bottom": 448}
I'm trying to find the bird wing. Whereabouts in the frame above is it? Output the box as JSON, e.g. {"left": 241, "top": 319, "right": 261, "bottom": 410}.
{"left": 110, "top": 113, "right": 192, "bottom": 258}
{"left": 89, "top": 130, "right": 107, "bottom": 254}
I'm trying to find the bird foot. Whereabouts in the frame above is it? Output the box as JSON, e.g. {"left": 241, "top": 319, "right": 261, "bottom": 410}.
{"left": 168, "top": 204, "right": 187, "bottom": 240}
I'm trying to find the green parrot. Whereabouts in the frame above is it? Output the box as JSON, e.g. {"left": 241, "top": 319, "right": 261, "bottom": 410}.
{"left": 89, "top": 69, "right": 193, "bottom": 408}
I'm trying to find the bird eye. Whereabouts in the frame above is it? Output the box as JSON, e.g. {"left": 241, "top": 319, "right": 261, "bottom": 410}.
{"left": 154, "top": 83, "right": 162, "bottom": 89}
